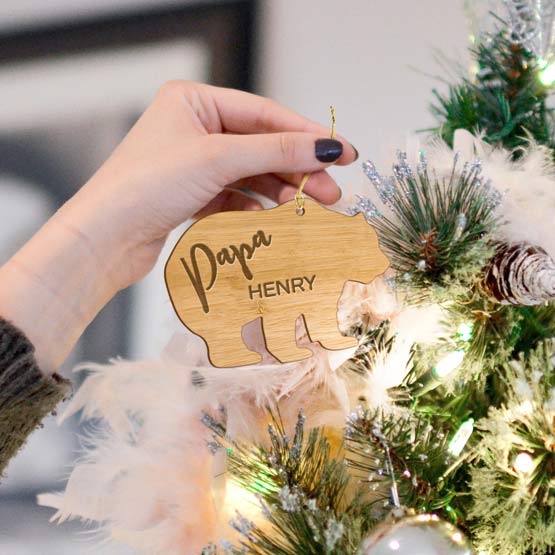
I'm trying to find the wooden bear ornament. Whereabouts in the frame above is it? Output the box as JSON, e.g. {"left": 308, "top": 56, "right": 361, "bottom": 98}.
{"left": 165, "top": 199, "right": 389, "bottom": 368}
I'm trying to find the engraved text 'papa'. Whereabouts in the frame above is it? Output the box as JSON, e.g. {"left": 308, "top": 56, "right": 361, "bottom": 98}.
{"left": 180, "top": 230, "right": 272, "bottom": 313}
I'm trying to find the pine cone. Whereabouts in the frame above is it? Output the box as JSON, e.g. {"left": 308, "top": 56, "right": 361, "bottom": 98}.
{"left": 483, "top": 242, "right": 555, "bottom": 305}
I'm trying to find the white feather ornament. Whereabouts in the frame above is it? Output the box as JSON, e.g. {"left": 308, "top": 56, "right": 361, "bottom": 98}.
{"left": 38, "top": 321, "right": 362, "bottom": 553}
{"left": 432, "top": 129, "right": 555, "bottom": 258}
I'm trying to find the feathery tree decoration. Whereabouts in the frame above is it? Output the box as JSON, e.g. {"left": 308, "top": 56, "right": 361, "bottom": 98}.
{"left": 483, "top": 242, "right": 555, "bottom": 305}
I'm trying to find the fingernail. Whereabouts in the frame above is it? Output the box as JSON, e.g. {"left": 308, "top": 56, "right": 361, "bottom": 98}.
{"left": 315, "top": 138, "right": 343, "bottom": 163}
{"left": 350, "top": 143, "right": 359, "bottom": 161}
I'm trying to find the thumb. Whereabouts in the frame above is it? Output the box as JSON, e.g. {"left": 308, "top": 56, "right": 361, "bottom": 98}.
{"left": 207, "top": 132, "right": 346, "bottom": 183}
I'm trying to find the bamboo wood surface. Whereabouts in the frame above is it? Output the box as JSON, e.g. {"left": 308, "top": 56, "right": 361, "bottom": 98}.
{"left": 165, "top": 199, "right": 389, "bottom": 368}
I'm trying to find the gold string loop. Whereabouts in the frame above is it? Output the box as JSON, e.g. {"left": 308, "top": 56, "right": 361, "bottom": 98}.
{"left": 294, "top": 105, "right": 337, "bottom": 215}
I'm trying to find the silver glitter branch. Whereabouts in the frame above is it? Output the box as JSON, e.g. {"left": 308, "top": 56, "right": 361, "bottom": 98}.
{"left": 229, "top": 511, "right": 257, "bottom": 542}
{"left": 503, "top": 0, "right": 555, "bottom": 60}
{"left": 349, "top": 151, "right": 500, "bottom": 298}
{"left": 352, "top": 151, "right": 502, "bottom": 224}
{"left": 466, "top": 0, "right": 555, "bottom": 60}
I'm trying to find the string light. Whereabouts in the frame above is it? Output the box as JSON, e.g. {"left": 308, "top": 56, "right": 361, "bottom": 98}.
{"left": 538, "top": 58, "right": 555, "bottom": 86}
{"left": 517, "top": 400, "right": 534, "bottom": 415}
{"left": 411, "top": 323, "right": 471, "bottom": 397}
{"left": 434, "top": 349, "right": 465, "bottom": 379}
{"left": 514, "top": 452, "right": 534, "bottom": 474}
{"left": 448, "top": 418, "right": 475, "bottom": 457}
{"left": 457, "top": 322, "right": 473, "bottom": 343}
{"left": 388, "top": 540, "right": 401, "bottom": 551}
{"left": 412, "top": 348, "right": 467, "bottom": 397}
{"left": 540, "top": 62, "right": 555, "bottom": 86}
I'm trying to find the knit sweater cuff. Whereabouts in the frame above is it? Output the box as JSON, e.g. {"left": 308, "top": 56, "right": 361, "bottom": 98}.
{"left": 0, "top": 318, "right": 71, "bottom": 477}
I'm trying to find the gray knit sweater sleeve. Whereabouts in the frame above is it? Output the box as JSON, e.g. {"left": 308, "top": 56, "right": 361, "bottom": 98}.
{"left": 0, "top": 318, "right": 71, "bottom": 477}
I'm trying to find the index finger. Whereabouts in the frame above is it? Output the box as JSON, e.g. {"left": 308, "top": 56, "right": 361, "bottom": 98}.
{"left": 201, "top": 84, "right": 358, "bottom": 166}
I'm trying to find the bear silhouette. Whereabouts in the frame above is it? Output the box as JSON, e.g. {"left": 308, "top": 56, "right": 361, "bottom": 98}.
{"left": 165, "top": 199, "right": 389, "bottom": 368}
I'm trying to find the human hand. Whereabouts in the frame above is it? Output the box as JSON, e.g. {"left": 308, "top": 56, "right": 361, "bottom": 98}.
{"left": 0, "top": 81, "right": 358, "bottom": 372}
{"left": 61, "top": 81, "right": 358, "bottom": 288}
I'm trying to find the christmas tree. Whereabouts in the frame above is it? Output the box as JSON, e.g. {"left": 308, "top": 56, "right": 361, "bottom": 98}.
{"left": 38, "top": 3, "right": 555, "bottom": 555}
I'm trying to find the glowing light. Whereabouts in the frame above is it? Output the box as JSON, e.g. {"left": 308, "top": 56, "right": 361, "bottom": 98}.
{"left": 517, "top": 400, "right": 534, "bottom": 415}
{"left": 457, "top": 322, "right": 473, "bottom": 343}
{"left": 434, "top": 350, "right": 465, "bottom": 378}
{"left": 451, "top": 532, "right": 463, "bottom": 543}
{"left": 448, "top": 418, "right": 474, "bottom": 457}
{"left": 514, "top": 452, "right": 534, "bottom": 474}
{"left": 416, "top": 514, "right": 436, "bottom": 523}
{"left": 224, "top": 480, "right": 259, "bottom": 512}
{"left": 540, "top": 61, "right": 555, "bottom": 86}
{"left": 388, "top": 540, "right": 401, "bottom": 551}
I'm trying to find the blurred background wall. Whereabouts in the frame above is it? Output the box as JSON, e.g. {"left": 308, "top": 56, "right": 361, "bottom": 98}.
{"left": 0, "top": 1, "right": 469, "bottom": 553}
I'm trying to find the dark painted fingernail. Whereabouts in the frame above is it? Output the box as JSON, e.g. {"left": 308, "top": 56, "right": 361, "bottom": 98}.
{"left": 350, "top": 143, "right": 359, "bottom": 161}
{"left": 315, "top": 138, "right": 343, "bottom": 162}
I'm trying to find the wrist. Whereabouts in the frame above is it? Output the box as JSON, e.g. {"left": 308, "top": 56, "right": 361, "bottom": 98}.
{"left": 0, "top": 215, "right": 119, "bottom": 374}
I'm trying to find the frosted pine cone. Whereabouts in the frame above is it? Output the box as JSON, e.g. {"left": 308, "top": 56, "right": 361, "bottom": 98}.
{"left": 483, "top": 242, "right": 555, "bottom": 305}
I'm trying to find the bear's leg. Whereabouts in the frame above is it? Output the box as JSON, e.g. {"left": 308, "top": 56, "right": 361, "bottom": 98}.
{"left": 205, "top": 327, "right": 262, "bottom": 368}
{"left": 304, "top": 307, "right": 358, "bottom": 350}
{"left": 262, "top": 316, "right": 313, "bottom": 363}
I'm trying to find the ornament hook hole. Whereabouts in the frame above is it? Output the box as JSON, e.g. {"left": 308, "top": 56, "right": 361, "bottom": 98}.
{"left": 296, "top": 207, "right": 305, "bottom": 216}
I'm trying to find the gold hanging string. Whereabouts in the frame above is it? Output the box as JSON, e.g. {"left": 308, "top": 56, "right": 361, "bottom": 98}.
{"left": 294, "top": 105, "right": 336, "bottom": 215}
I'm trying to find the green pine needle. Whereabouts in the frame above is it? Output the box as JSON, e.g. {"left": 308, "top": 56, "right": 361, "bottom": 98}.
{"left": 431, "top": 32, "right": 555, "bottom": 155}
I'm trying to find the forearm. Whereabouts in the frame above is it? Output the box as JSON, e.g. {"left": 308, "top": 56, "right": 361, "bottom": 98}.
{"left": 0, "top": 195, "right": 116, "bottom": 476}
{"left": 0, "top": 209, "right": 119, "bottom": 375}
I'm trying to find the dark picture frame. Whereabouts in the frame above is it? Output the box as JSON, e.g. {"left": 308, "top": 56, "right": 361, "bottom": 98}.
{"left": 0, "top": 1, "right": 258, "bottom": 90}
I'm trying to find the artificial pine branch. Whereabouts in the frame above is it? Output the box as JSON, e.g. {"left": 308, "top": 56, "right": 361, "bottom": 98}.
{"left": 431, "top": 31, "right": 554, "bottom": 155}
{"left": 470, "top": 340, "right": 555, "bottom": 555}
{"left": 344, "top": 407, "right": 468, "bottom": 526}
{"left": 353, "top": 152, "right": 498, "bottom": 304}
{"left": 512, "top": 303, "right": 555, "bottom": 355}
{"left": 201, "top": 411, "right": 376, "bottom": 555}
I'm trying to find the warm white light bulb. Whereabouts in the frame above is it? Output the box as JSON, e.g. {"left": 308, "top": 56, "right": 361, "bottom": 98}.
{"left": 448, "top": 418, "right": 474, "bottom": 457}
{"left": 388, "top": 540, "right": 401, "bottom": 551}
{"left": 457, "top": 322, "right": 473, "bottom": 342}
{"left": 514, "top": 452, "right": 534, "bottom": 474}
{"left": 434, "top": 350, "right": 465, "bottom": 378}
{"left": 540, "top": 62, "right": 555, "bottom": 86}
{"left": 517, "top": 400, "right": 534, "bottom": 415}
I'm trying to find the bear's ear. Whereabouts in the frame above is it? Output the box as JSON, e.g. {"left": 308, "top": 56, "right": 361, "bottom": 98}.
{"left": 353, "top": 211, "right": 369, "bottom": 225}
